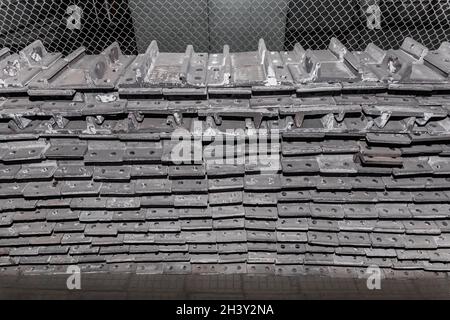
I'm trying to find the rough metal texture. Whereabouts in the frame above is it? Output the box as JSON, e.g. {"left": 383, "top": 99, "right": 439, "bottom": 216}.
{"left": 0, "top": 38, "right": 450, "bottom": 278}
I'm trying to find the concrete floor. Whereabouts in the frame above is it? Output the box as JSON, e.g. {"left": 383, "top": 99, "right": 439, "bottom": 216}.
{"left": 1, "top": 273, "right": 450, "bottom": 299}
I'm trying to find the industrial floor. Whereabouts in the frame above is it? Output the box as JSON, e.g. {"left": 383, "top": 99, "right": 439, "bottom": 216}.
{"left": 1, "top": 273, "right": 449, "bottom": 299}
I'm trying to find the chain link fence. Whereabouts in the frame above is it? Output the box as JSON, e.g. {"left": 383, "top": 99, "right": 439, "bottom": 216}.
{"left": 0, "top": 0, "right": 449, "bottom": 55}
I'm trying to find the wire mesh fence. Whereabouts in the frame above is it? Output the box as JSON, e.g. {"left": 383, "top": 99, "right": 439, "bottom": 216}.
{"left": 0, "top": 0, "right": 449, "bottom": 55}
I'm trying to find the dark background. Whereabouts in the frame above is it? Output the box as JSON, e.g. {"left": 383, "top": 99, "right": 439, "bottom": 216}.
{"left": 0, "top": 1, "right": 449, "bottom": 59}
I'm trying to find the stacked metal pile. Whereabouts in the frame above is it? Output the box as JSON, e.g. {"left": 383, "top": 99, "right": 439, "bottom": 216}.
{"left": 1, "top": 37, "right": 450, "bottom": 277}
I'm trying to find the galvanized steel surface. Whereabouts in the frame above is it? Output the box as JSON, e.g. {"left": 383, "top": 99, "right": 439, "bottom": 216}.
{"left": 0, "top": 38, "right": 450, "bottom": 278}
